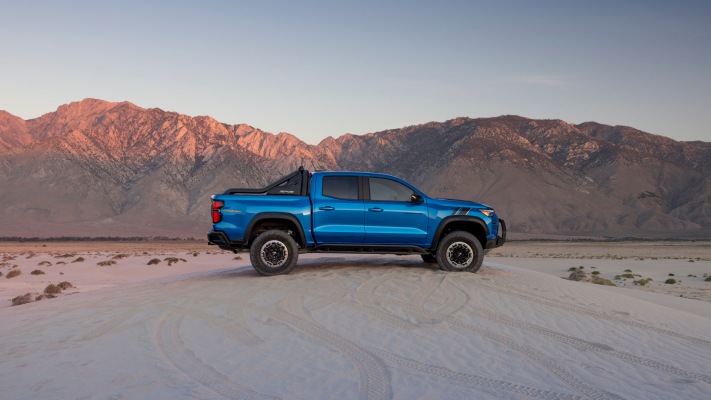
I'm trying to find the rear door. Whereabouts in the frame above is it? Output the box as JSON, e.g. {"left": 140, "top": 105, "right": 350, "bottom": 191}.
{"left": 363, "top": 177, "right": 428, "bottom": 245}
{"left": 311, "top": 175, "right": 365, "bottom": 244}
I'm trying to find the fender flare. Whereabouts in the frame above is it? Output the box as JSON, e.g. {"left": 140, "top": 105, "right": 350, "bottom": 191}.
{"left": 430, "top": 216, "right": 490, "bottom": 250}
{"left": 243, "top": 212, "right": 307, "bottom": 247}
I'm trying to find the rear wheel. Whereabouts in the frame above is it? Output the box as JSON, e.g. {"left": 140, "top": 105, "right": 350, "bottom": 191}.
{"left": 435, "top": 231, "right": 484, "bottom": 273}
{"left": 249, "top": 230, "right": 299, "bottom": 276}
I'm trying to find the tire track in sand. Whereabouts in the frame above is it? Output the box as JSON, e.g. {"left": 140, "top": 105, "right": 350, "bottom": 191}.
{"left": 249, "top": 295, "right": 393, "bottom": 400}
{"left": 439, "top": 280, "right": 711, "bottom": 386}
{"left": 467, "top": 274, "right": 711, "bottom": 350}
{"left": 155, "top": 311, "right": 279, "bottom": 400}
{"left": 357, "top": 271, "right": 625, "bottom": 400}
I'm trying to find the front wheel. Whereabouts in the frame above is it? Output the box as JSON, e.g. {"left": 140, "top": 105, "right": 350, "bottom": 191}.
{"left": 435, "top": 231, "right": 484, "bottom": 273}
{"left": 249, "top": 230, "right": 299, "bottom": 276}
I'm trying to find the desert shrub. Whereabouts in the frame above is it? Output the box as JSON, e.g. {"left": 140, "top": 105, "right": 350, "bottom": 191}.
{"left": 44, "top": 284, "right": 62, "bottom": 294}
{"left": 668, "top": 273, "right": 675, "bottom": 276}
{"left": 37, "top": 261, "right": 52, "bottom": 266}
{"left": 234, "top": 256, "right": 243, "bottom": 260}
{"left": 664, "top": 278, "right": 677, "bottom": 285}
{"left": 688, "top": 259, "right": 695, "bottom": 262}
{"left": 97, "top": 260, "right": 117, "bottom": 266}
{"left": 567, "top": 270, "right": 587, "bottom": 281}
{"left": 72, "top": 257, "right": 85, "bottom": 263}
{"left": 193, "top": 252, "right": 199, "bottom": 257}
{"left": 147, "top": 258, "right": 161, "bottom": 265}
{"left": 55, "top": 253, "right": 75, "bottom": 258}
{"left": 56, "top": 261, "right": 66, "bottom": 265}
{"left": 164, "top": 257, "right": 185, "bottom": 266}
{"left": 57, "top": 281, "right": 74, "bottom": 290}
{"left": 6, "top": 269, "right": 21, "bottom": 279}
{"left": 633, "top": 278, "right": 653, "bottom": 286}
{"left": 112, "top": 254, "right": 129, "bottom": 260}
{"left": 568, "top": 267, "right": 577, "bottom": 271}
{"left": 591, "top": 276, "right": 616, "bottom": 286}
{"left": 31, "top": 269, "right": 45, "bottom": 275}
{"left": 35, "top": 295, "right": 45, "bottom": 301}
{"left": 591, "top": 271, "right": 600, "bottom": 275}
{"left": 624, "top": 269, "right": 632, "bottom": 273}
{"left": 11, "top": 293, "right": 33, "bottom": 306}
{"left": 618, "top": 273, "right": 638, "bottom": 279}
{"left": 705, "top": 276, "right": 711, "bottom": 282}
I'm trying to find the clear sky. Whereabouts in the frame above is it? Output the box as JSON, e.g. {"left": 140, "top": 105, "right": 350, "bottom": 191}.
{"left": 1, "top": 0, "right": 710, "bottom": 144}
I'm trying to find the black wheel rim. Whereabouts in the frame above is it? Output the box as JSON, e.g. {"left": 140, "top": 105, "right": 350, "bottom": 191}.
{"left": 446, "top": 242, "right": 474, "bottom": 269}
{"left": 261, "top": 240, "right": 288, "bottom": 268}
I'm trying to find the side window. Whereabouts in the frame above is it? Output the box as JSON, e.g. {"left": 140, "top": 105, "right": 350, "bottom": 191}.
{"left": 322, "top": 176, "right": 359, "bottom": 200}
{"left": 369, "top": 178, "right": 413, "bottom": 202}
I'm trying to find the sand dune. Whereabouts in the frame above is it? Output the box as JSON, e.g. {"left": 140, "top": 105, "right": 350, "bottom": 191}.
{"left": 1, "top": 243, "right": 710, "bottom": 399}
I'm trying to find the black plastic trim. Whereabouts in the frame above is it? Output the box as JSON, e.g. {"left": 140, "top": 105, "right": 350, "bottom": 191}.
{"left": 310, "top": 244, "right": 428, "bottom": 255}
{"left": 207, "top": 230, "right": 244, "bottom": 250}
{"left": 243, "top": 213, "right": 308, "bottom": 247}
{"left": 430, "top": 216, "right": 490, "bottom": 250}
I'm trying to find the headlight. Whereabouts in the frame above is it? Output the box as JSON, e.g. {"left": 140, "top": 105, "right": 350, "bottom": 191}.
{"left": 480, "top": 208, "right": 495, "bottom": 217}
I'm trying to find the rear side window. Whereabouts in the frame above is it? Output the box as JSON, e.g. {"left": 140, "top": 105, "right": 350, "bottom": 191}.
{"left": 369, "top": 178, "right": 413, "bottom": 202}
{"left": 322, "top": 176, "right": 359, "bottom": 200}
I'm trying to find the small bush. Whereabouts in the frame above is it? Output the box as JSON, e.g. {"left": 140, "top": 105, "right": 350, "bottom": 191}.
{"left": 591, "top": 271, "right": 600, "bottom": 275}
{"left": 38, "top": 261, "right": 52, "bottom": 266}
{"left": 112, "top": 254, "right": 129, "bottom": 260}
{"left": 164, "top": 257, "right": 185, "bottom": 266}
{"left": 567, "top": 270, "right": 587, "bottom": 281}
{"left": 193, "top": 252, "right": 199, "bottom": 257}
{"left": 72, "top": 257, "right": 85, "bottom": 263}
{"left": 44, "top": 284, "right": 62, "bottom": 294}
{"left": 147, "top": 258, "right": 161, "bottom": 265}
{"left": 11, "top": 293, "right": 33, "bottom": 306}
{"left": 31, "top": 269, "right": 45, "bottom": 275}
{"left": 57, "top": 281, "right": 74, "bottom": 290}
{"left": 705, "top": 276, "right": 711, "bottom": 282}
{"left": 634, "top": 278, "right": 653, "bottom": 286}
{"left": 624, "top": 269, "right": 632, "bottom": 273}
{"left": 664, "top": 278, "right": 677, "bottom": 285}
{"left": 55, "top": 253, "right": 75, "bottom": 258}
{"left": 688, "top": 259, "right": 695, "bottom": 263}
{"left": 568, "top": 267, "right": 577, "bottom": 271}
{"left": 6, "top": 269, "right": 21, "bottom": 279}
{"left": 591, "top": 276, "right": 616, "bottom": 287}
{"left": 668, "top": 273, "right": 675, "bottom": 277}
{"left": 97, "top": 260, "right": 117, "bottom": 266}
{"left": 234, "top": 255, "right": 243, "bottom": 261}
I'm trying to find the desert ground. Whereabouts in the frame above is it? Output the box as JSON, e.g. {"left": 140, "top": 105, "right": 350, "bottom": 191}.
{"left": 1, "top": 240, "right": 710, "bottom": 399}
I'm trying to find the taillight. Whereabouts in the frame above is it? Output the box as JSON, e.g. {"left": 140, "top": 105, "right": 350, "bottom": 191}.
{"left": 212, "top": 200, "right": 224, "bottom": 223}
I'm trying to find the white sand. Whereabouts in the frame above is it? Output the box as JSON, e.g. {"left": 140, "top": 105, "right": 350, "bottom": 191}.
{"left": 1, "top": 245, "right": 711, "bottom": 399}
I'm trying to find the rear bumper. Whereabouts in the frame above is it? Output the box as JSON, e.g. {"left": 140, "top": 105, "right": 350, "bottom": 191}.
{"left": 485, "top": 218, "right": 506, "bottom": 249}
{"left": 207, "top": 231, "right": 244, "bottom": 251}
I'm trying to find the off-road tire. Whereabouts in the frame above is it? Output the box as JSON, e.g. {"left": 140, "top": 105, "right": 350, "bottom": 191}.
{"left": 421, "top": 253, "right": 437, "bottom": 264}
{"left": 435, "top": 231, "right": 484, "bottom": 273}
{"left": 249, "top": 230, "right": 299, "bottom": 276}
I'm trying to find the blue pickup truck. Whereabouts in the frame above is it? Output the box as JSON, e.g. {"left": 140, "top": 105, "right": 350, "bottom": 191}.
{"left": 208, "top": 168, "right": 505, "bottom": 275}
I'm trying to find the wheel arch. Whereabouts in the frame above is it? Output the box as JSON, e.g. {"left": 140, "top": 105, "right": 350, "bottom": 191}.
{"left": 244, "top": 213, "right": 307, "bottom": 248}
{"left": 431, "top": 216, "right": 489, "bottom": 250}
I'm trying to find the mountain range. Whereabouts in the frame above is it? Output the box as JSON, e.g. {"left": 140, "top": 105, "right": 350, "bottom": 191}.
{"left": 1, "top": 99, "right": 710, "bottom": 239}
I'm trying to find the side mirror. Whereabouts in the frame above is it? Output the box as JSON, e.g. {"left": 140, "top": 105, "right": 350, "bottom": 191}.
{"left": 411, "top": 194, "right": 423, "bottom": 204}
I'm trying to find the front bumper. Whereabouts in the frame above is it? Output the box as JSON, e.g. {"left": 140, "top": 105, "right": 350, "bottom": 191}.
{"left": 485, "top": 218, "right": 506, "bottom": 249}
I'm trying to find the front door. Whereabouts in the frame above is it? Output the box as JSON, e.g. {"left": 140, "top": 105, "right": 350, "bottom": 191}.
{"left": 363, "top": 177, "right": 428, "bottom": 245}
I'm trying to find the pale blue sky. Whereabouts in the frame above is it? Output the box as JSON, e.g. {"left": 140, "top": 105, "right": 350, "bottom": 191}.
{"left": 1, "top": 0, "right": 710, "bottom": 143}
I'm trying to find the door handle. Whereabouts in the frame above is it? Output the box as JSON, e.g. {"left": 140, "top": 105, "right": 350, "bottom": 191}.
{"left": 318, "top": 206, "right": 335, "bottom": 211}
{"left": 368, "top": 207, "right": 383, "bottom": 212}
